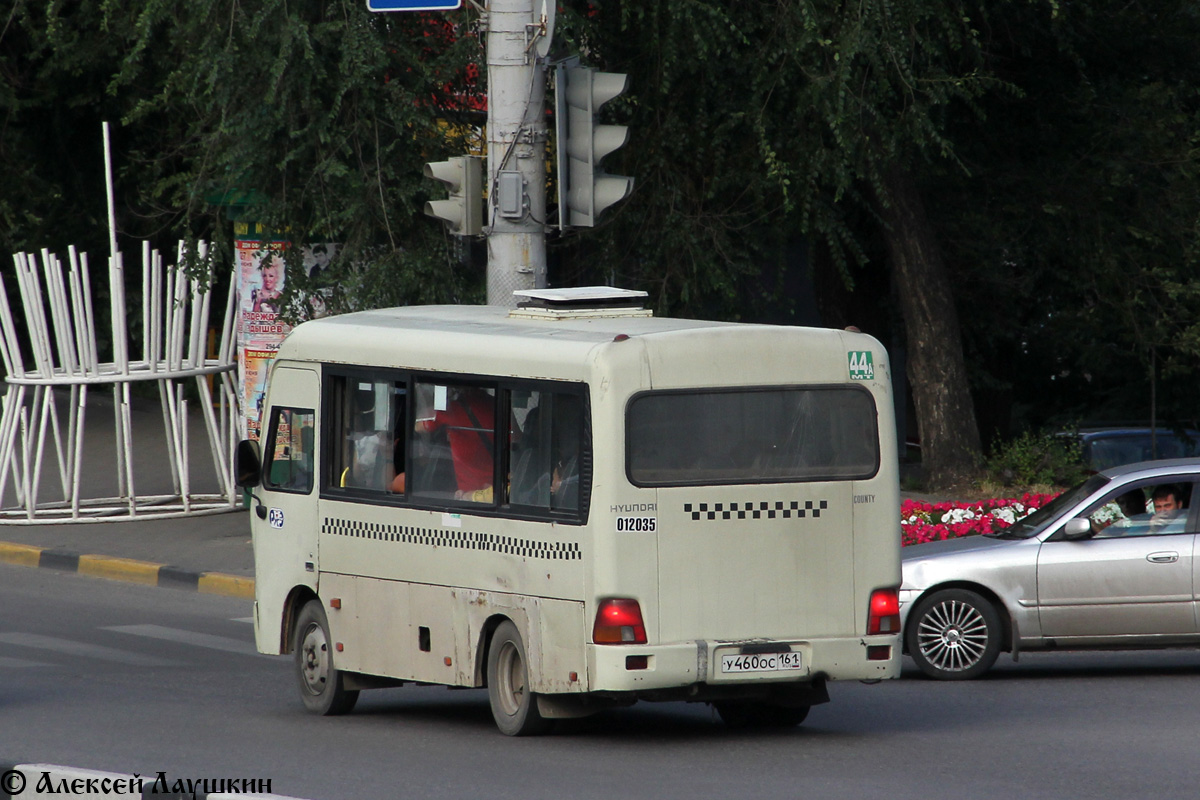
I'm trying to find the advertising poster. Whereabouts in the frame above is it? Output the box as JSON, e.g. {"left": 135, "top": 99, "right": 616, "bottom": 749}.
{"left": 235, "top": 224, "right": 337, "bottom": 440}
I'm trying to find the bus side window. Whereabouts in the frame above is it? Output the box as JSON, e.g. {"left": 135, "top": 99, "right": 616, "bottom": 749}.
{"left": 263, "top": 408, "right": 315, "bottom": 494}
{"left": 508, "top": 390, "right": 582, "bottom": 512}
{"left": 412, "top": 382, "right": 497, "bottom": 503}
{"left": 332, "top": 376, "right": 401, "bottom": 493}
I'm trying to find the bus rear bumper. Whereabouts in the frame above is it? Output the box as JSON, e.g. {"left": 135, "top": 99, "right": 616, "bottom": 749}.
{"left": 583, "top": 634, "right": 900, "bottom": 694}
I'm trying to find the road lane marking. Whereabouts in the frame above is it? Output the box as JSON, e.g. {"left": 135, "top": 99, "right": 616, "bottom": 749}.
{"left": 0, "top": 632, "right": 179, "bottom": 666}
{"left": 103, "top": 624, "right": 263, "bottom": 657}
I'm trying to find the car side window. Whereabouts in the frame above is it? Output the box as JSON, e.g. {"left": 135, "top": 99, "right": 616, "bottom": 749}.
{"left": 1085, "top": 479, "right": 1194, "bottom": 538}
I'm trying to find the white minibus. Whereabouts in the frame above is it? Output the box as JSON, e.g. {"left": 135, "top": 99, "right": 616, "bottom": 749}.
{"left": 236, "top": 289, "right": 902, "bottom": 735}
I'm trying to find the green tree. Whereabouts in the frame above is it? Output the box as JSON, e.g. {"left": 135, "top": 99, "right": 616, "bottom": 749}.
{"left": 0, "top": 0, "right": 129, "bottom": 255}
{"left": 926, "top": 0, "right": 1200, "bottom": 435}
{"left": 555, "top": 1, "right": 997, "bottom": 487}
{"left": 109, "top": 0, "right": 489, "bottom": 309}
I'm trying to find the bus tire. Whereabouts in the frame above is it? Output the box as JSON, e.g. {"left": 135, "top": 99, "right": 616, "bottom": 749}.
{"left": 715, "top": 701, "right": 810, "bottom": 728}
{"left": 294, "top": 600, "right": 359, "bottom": 716}
{"left": 487, "top": 620, "right": 551, "bottom": 736}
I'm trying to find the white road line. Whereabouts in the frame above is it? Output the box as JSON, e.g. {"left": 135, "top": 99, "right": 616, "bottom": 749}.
{"left": 0, "top": 632, "right": 179, "bottom": 667}
{"left": 104, "top": 624, "right": 263, "bottom": 656}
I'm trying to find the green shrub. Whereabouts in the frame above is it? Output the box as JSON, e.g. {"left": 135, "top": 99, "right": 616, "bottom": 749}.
{"left": 984, "top": 431, "right": 1088, "bottom": 489}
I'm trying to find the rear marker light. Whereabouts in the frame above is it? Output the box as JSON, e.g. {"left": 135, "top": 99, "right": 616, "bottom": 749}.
{"left": 625, "top": 655, "right": 649, "bottom": 670}
{"left": 593, "top": 598, "right": 647, "bottom": 644}
{"left": 868, "top": 588, "right": 901, "bottom": 635}
{"left": 867, "top": 645, "right": 891, "bottom": 661}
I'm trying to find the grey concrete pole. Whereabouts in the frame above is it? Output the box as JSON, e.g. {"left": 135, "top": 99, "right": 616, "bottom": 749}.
{"left": 485, "top": 0, "right": 547, "bottom": 307}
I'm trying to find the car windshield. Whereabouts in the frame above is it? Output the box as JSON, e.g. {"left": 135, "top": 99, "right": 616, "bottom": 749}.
{"left": 990, "top": 474, "right": 1110, "bottom": 539}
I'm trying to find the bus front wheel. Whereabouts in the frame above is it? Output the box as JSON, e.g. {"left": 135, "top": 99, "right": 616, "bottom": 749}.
{"left": 294, "top": 600, "right": 359, "bottom": 716}
{"left": 486, "top": 621, "right": 551, "bottom": 736}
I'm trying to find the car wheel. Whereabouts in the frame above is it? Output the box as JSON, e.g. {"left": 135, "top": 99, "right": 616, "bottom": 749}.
{"left": 906, "top": 589, "right": 1002, "bottom": 680}
{"left": 294, "top": 600, "right": 359, "bottom": 715}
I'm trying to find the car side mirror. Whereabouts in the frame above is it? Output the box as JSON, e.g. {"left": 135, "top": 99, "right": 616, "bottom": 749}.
{"left": 235, "top": 440, "right": 263, "bottom": 488}
{"left": 1061, "top": 517, "right": 1092, "bottom": 540}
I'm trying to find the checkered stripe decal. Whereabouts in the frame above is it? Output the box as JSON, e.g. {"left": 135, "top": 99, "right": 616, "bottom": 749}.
{"left": 322, "top": 518, "right": 581, "bottom": 560}
{"left": 683, "top": 500, "right": 828, "bottom": 521}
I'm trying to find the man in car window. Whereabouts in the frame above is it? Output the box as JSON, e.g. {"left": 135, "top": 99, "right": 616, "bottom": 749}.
{"left": 1149, "top": 485, "right": 1186, "bottom": 533}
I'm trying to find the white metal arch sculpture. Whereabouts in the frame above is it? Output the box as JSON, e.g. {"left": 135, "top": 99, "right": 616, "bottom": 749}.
{"left": 0, "top": 242, "right": 240, "bottom": 523}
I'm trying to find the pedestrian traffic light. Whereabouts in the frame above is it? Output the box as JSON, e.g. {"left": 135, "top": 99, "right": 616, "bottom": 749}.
{"left": 555, "top": 64, "right": 634, "bottom": 229}
{"left": 423, "top": 155, "right": 482, "bottom": 236}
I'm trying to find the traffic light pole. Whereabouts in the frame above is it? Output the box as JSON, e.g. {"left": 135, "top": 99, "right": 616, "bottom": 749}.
{"left": 485, "top": 0, "right": 547, "bottom": 307}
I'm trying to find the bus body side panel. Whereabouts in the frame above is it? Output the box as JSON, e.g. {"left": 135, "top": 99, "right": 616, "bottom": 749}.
{"left": 584, "top": 339, "right": 662, "bottom": 655}
{"left": 252, "top": 363, "right": 321, "bottom": 655}
{"left": 849, "top": 342, "right": 902, "bottom": 642}
{"left": 318, "top": 572, "right": 588, "bottom": 692}
{"left": 316, "top": 500, "right": 586, "bottom": 602}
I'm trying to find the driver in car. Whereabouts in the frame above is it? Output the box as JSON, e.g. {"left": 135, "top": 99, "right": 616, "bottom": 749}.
{"left": 1149, "top": 484, "right": 1187, "bottom": 532}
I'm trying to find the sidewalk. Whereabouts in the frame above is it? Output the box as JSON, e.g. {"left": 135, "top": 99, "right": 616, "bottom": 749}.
{"left": 0, "top": 391, "right": 255, "bottom": 598}
{"left": 0, "top": 508, "right": 254, "bottom": 596}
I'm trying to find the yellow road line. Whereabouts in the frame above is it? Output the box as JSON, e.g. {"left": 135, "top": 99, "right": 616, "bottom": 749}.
{"left": 198, "top": 572, "right": 255, "bottom": 599}
{"left": 78, "top": 554, "right": 161, "bottom": 586}
{"left": 0, "top": 541, "right": 43, "bottom": 567}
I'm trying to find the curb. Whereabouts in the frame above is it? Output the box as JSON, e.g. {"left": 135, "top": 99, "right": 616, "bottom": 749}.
{"left": 1, "top": 762, "right": 305, "bottom": 799}
{"left": 0, "top": 542, "right": 254, "bottom": 600}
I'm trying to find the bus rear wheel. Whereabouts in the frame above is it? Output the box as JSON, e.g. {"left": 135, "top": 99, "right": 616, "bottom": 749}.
{"left": 486, "top": 620, "right": 551, "bottom": 736}
{"left": 294, "top": 600, "right": 359, "bottom": 716}
{"left": 715, "top": 701, "right": 810, "bottom": 728}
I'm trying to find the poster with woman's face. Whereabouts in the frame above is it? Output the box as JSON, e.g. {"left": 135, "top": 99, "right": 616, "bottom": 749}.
{"left": 235, "top": 236, "right": 339, "bottom": 439}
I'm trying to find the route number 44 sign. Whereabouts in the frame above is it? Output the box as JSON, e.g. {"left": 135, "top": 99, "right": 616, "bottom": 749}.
{"left": 848, "top": 350, "right": 875, "bottom": 381}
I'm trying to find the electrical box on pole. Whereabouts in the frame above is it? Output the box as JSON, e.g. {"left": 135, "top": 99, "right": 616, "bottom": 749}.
{"left": 556, "top": 63, "right": 634, "bottom": 229}
{"left": 423, "top": 155, "right": 483, "bottom": 236}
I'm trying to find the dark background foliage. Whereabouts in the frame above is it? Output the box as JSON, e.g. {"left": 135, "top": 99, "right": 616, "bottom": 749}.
{"left": 3, "top": 0, "right": 1198, "bottom": 483}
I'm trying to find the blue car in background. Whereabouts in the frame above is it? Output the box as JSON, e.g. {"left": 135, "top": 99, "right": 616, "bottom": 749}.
{"left": 1071, "top": 427, "right": 1200, "bottom": 471}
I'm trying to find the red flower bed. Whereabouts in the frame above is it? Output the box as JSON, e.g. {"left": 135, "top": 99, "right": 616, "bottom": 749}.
{"left": 901, "top": 493, "right": 1060, "bottom": 547}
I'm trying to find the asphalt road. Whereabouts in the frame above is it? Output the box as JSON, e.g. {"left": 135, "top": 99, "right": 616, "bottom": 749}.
{"left": 4, "top": 564, "right": 1200, "bottom": 800}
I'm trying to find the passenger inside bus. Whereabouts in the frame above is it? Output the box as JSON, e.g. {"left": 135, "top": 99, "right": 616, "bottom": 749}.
{"left": 417, "top": 386, "right": 496, "bottom": 502}
{"left": 343, "top": 389, "right": 391, "bottom": 490}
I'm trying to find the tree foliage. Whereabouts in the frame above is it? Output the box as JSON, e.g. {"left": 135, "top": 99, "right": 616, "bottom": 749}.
{"left": 927, "top": 0, "right": 1200, "bottom": 433}
{"left": 4, "top": 0, "right": 1199, "bottom": 487}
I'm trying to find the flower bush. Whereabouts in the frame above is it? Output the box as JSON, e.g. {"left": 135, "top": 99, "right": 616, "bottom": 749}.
{"left": 901, "top": 492, "right": 1060, "bottom": 546}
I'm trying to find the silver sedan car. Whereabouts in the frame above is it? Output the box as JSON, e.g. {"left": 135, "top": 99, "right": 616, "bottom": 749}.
{"left": 900, "top": 458, "right": 1200, "bottom": 680}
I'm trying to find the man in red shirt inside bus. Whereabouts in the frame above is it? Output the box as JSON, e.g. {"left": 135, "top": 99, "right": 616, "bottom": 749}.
{"left": 419, "top": 386, "right": 496, "bottom": 502}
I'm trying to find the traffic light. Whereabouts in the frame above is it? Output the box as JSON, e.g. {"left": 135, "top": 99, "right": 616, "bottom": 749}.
{"left": 556, "top": 64, "right": 634, "bottom": 229}
{"left": 423, "top": 155, "right": 482, "bottom": 236}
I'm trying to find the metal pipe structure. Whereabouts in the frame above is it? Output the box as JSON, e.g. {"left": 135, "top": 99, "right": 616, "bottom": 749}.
{"left": 0, "top": 242, "right": 240, "bottom": 523}
{"left": 485, "top": 0, "right": 548, "bottom": 306}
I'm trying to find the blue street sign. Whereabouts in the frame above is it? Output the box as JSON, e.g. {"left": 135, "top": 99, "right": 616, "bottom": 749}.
{"left": 367, "top": 0, "right": 461, "bottom": 10}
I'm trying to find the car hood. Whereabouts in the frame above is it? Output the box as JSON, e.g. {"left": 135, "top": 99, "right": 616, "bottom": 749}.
{"left": 901, "top": 533, "right": 1031, "bottom": 593}
{"left": 902, "top": 533, "right": 1014, "bottom": 562}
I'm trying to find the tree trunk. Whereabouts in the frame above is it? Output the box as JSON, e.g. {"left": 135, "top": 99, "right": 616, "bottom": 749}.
{"left": 877, "top": 165, "right": 982, "bottom": 489}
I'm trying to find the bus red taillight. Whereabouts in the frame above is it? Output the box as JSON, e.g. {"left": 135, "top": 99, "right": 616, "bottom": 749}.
{"left": 868, "top": 588, "right": 901, "bottom": 635}
{"left": 593, "top": 598, "right": 647, "bottom": 644}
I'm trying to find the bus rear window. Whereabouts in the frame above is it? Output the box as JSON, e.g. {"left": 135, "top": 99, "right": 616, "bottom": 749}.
{"left": 626, "top": 387, "right": 879, "bottom": 486}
